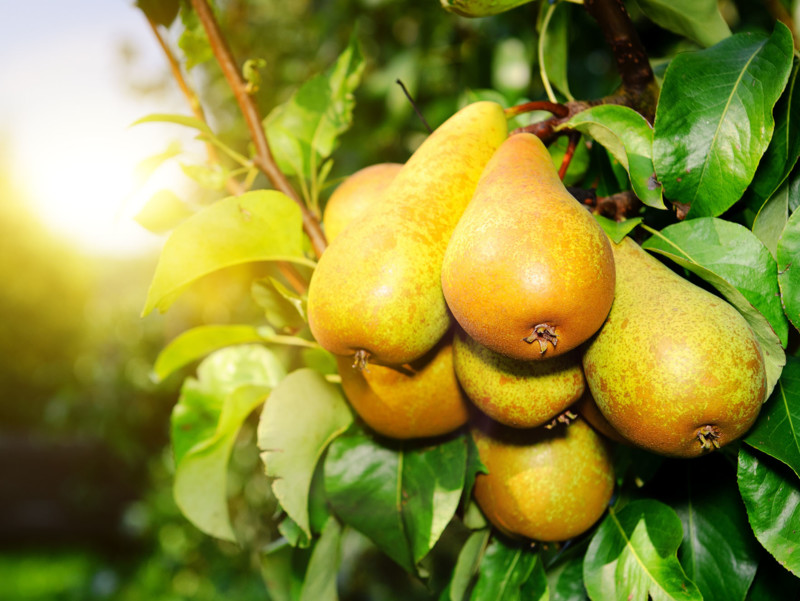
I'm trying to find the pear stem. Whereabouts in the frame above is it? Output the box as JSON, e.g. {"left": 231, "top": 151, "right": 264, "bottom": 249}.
{"left": 505, "top": 101, "right": 569, "bottom": 120}
{"left": 522, "top": 323, "right": 559, "bottom": 354}
{"left": 352, "top": 349, "right": 371, "bottom": 371}
{"left": 544, "top": 410, "right": 578, "bottom": 430}
{"left": 697, "top": 425, "right": 721, "bottom": 451}
{"left": 558, "top": 132, "right": 581, "bottom": 181}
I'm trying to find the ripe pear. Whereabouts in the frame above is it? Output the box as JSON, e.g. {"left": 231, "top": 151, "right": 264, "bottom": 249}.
{"left": 453, "top": 327, "right": 584, "bottom": 428}
{"left": 472, "top": 416, "right": 614, "bottom": 542}
{"left": 573, "top": 389, "right": 630, "bottom": 445}
{"left": 335, "top": 333, "right": 469, "bottom": 439}
{"left": 322, "top": 163, "right": 403, "bottom": 243}
{"left": 442, "top": 133, "right": 615, "bottom": 361}
{"left": 582, "top": 238, "right": 767, "bottom": 458}
{"left": 441, "top": 0, "right": 535, "bottom": 18}
{"left": 308, "top": 101, "right": 508, "bottom": 366}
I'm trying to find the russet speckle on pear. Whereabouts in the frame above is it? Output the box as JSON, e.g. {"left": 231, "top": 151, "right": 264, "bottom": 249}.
{"left": 582, "top": 237, "right": 767, "bottom": 458}
{"left": 307, "top": 101, "right": 508, "bottom": 366}
{"left": 441, "top": 133, "right": 615, "bottom": 361}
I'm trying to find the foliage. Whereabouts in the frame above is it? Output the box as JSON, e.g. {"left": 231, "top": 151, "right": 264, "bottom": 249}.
{"left": 132, "top": 0, "right": 800, "bottom": 599}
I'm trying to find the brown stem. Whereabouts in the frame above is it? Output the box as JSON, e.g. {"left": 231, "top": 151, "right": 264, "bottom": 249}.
{"left": 763, "top": 0, "right": 799, "bottom": 47}
{"left": 145, "top": 16, "right": 245, "bottom": 197}
{"left": 505, "top": 100, "right": 569, "bottom": 119}
{"left": 190, "top": 0, "right": 328, "bottom": 259}
{"left": 512, "top": 100, "right": 593, "bottom": 144}
{"left": 592, "top": 190, "right": 642, "bottom": 221}
{"left": 558, "top": 132, "right": 581, "bottom": 180}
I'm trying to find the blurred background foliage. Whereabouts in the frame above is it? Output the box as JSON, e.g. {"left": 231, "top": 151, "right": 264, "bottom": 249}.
{"left": 0, "top": 0, "right": 783, "bottom": 599}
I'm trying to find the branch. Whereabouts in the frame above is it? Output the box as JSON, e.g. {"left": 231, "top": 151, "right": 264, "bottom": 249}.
{"left": 190, "top": 0, "right": 328, "bottom": 259}
{"left": 762, "top": 0, "right": 799, "bottom": 47}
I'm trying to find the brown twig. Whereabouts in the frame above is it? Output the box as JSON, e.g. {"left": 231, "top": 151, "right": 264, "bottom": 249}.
{"left": 762, "top": 0, "right": 799, "bottom": 47}
{"left": 512, "top": 100, "right": 593, "bottom": 144}
{"left": 190, "top": 0, "right": 328, "bottom": 259}
{"left": 592, "top": 190, "right": 642, "bottom": 221}
{"left": 396, "top": 80, "right": 432, "bottom": 133}
{"left": 505, "top": 101, "right": 569, "bottom": 119}
{"left": 558, "top": 132, "right": 581, "bottom": 180}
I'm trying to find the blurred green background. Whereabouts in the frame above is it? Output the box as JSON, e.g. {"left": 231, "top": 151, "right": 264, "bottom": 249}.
{"left": 0, "top": 0, "right": 774, "bottom": 599}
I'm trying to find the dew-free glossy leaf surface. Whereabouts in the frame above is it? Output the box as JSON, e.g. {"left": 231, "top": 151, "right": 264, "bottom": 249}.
{"left": 134, "top": 189, "right": 195, "bottom": 234}
{"left": 653, "top": 25, "right": 794, "bottom": 217}
{"left": 752, "top": 177, "right": 791, "bottom": 258}
{"left": 449, "top": 529, "right": 490, "bottom": 601}
{"left": 738, "top": 446, "right": 800, "bottom": 576}
{"left": 593, "top": 216, "right": 642, "bottom": 244}
{"left": 258, "top": 369, "right": 352, "bottom": 540}
{"left": 298, "top": 518, "right": 342, "bottom": 601}
{"left": 171, "top": 346, "right": 283, "bottom": 541}
{"left": 636, "top": 0, "right": 730, "bottom": 47}
{"left": 470, "top": 536, "right": 544, "bottom": 601}
{"left": 746, "top": 356, "right": 800, "bottom": 479}
{"left": 583, "top": 500, "right": 702, "bottom": 601}
{"left": 564, "top": 105, "right": 663, "bottom": 209}
{"left": 777, "top": 206, "right": 800, "bottom": 332}
{"left": 143, "top": 191, "right": 306, "bottom": 315}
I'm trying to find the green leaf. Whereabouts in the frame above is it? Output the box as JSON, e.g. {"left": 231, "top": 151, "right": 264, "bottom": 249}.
{"left": 470, "top": 536, "right": 544, "bottom": 601}
{"left": 449, "top": 529, "right": 490, "bottom": 601}
{"left": 546, "top": 553, "right": 588, "bottom": 601}
{"left": 153, "top": 324, "right": 264, "bottom": 382}
{"left": 668, "top": 458, "right": 760, "bottom": 601}
{"left": 584, "top": 500, "right": 702, "bottom": 601}
{"left": 635, "top": 0, "right": 730, "bottom": 47}
{"left": 178, "top": 2, "right": 213, "bottom": 70}
{"left": 538, "top": 0, "right": 573, "bottom": 102}
{"left": 549, "top": 136, "right": 591, "bottom": 187}
{"left": 299, "top": 518, "right": 342, "bottom": 601}
{"left": 264, "top": 34, "right": 365, "bottom": 209}
{"left": 324, "top": 430, "right": 468, "bottom": 573}
{"left": 777, "top": 206, "right": 800, "bottom": 332}
{"left": 738, "top": 446, "right": 800, "bottom": 576}
{"left": 260, "top": 539, "right": 309, "bottom": 601}
{"left": 142, "top": 190, "right": 308, "bottom": 316}
{"left": 746, "top": 355, "right": 800, "bottom": 479}
{"left": 563, "top": 105, "right": 664, "bottom": 209}
{"left": 746, "top": 554, "right": 800, "bottom": 600}
{"left": 642, "top": 220, "right": 787, "bottom": 395}
{"left": 134, "top": 189, "right": 195, "bottom": 234}
{"left": 171, "top": 345, "right": 285, "bottom": 541}
{"left": 653, "top": 24, "right": 795, "bottom": 217}
{"left": 642, "top": 217, "right": 789, "bottom": 346}
{"left": 752, "top": 175, "right": 791, "bottom": 258}
{"left": 258, "top": 369, "right": 353, "bottom": 542}
{"left": 593, "top": 216, "right": 643, "bottom": 244}
{"left": 744, "top": 60, "right": 800, "bottom": 231}
{"left": 180, "top": 163, "right": 229, "bottom": 191}
{"left": 135, "top": 140, "right": 182, "bottom": 181}
{"left": 135, "top": 0, "right": 179, "bottom": 27}
{"left": 132, "top": 113, "right": 213, "bottom": 136}
{"left": 252, "top": 277, "right": 307, "bottom": 331}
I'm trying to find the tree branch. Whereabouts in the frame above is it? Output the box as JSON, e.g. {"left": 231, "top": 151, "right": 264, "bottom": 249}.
{"left": 190, "top": 0, "right": 328, "bottom": 259}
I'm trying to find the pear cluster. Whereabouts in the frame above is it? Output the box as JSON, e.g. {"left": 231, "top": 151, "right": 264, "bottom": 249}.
{"left": 308, "top": 101, "right": 769, "bottom": 542}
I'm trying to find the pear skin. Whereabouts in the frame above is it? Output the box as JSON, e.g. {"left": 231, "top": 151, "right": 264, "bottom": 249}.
{"left": 453, "top": 327, "right": 584, "bottom": 428}
{"left": 472, "top": 416, "right": 614, "bottom": 542}
{"left": 335, "top": 333, "right": 469, "bottom": 439}
{"left": 442, "top": 133, "right": 615, "bottom": 361}
{"left": 582, "top": 238, "right": 767, "bottom": 458}
{"left": 573, "top": 389, "right": 630, "bottom": 445}
{"left": 308, "top": 101, "right": 508, "bottom": 366}
{"left": 322, "top": 163, "right": 403, "bottom": 243}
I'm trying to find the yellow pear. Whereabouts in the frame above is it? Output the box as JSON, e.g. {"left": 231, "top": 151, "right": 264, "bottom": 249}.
{"left": 442, "top": 133, "right": 615, "bottom": 361}
{"left": 453, "top": 327, "right": 584, "bottom": 428}
{"left": 335, "top": 333, "right": 469, "bottom": 439}
{"left": 308, "top": 101, "right": 508, "bottom": 366}
{"left": 472, "top": 416, "right": 614, "bottom": 542}
{"left": 322, "top": 163, "right": 403, "bottom": 243}
{"left": 582, "top": 238, "right": 767, "bottom": 458}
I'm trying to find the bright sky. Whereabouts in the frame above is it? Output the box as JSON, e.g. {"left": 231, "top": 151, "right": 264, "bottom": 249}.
{"left": 0, "top": 1, "right": 197, "bottom": 256}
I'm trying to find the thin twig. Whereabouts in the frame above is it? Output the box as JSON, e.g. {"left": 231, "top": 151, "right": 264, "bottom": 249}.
{"left": 558, "top": 132, "right": 581, "bottom": 180}
{"left": 396, "top": 80, "right": 432, "bottom": 133}
{"left": 505, "top": 100, "right": 569, "bottom": 119}
{"left": 190, "top": 0, "right": 328, "bottom": 259}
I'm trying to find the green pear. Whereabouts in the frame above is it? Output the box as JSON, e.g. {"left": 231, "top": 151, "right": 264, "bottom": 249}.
{"left": 308, "top": 101, "right": 508, "bottom": 366}
{"left": 453, "top": 327, "right": 584, "bottom": 428}
{"left": 442, "top": 133, "right": 615, "bottom": 361}
{"left": 582, "top": 238, "right": 767, "bottom": 458}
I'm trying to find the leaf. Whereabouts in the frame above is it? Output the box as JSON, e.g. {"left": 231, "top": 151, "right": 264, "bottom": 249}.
{"left": 642, "top": 217, "right": 789, "bottom": 346}
{"left": 178, "top": 2, "right": 213, "bottom": 70}
{"left": 135, "top": 140, "right": 182, "bottom": 181}
{"left": 746, "top": 355, "right": 800, "bottom": 479}
{"left": 252, "top": 277, "right": 307, "bottom": 331}
{"left": 260, "top": 539, "right": 309, "bottom": 601}
{"left": 744, "top": 60, "right": 800, "bottom": 229}
{"left": 653, "top": 24, "right": 795, "bottom": 217}
{"left": 538, "top": 0, "right": 573, "bottom": 101}
{"left": 593, "top": 216, "right": 643, "bottom": 244}
{"left": 258, "top": 369, "right": 353, "bottom": 542}
{"left": 298, "top": 518, "right": 342, "bottom": 601}
{"left": 636, "top": 0, "right": 730, "bottom": 48}
{"left": 171, "top": 345, "right": 285, "bottom": 541}
{"left": 668, "top": 458, "right": 760, "bottom": 601}
{"left": 135, "top": 0, "right": 180, "bottom": 27}
{"left": 752, "top": 175, "right": 791, "bottom": 258}
{"left": 449, "top": 529, "right": 490, "bottom": 601}
{"left": 153, "top": 324, "right": 264, "bottom": 382}
{"left": 132, "top": 113, "right": 213, "bottom": 136}
{"left": 142, "top": 190, "right": 308, "bottom": 316}
{"left": 180, "top": 163, "right": 229, "bottom": 191}
{"left": 563, "top": 105, "right": 664, "bottom": 209}
{"left": 264, "top": 33, "right": 364, "bottom": 208}
{"left": 777, "top": 205, "right": 800, "bottom": 332}
{"left": 470, "top": 536, "right": 544, "bottom": 601}
{"left": 134, "top": 189, "right": 195, "bottom": 234}
{"left": 738, "top": 446, "right": 800, "bottom": 576}
{"left": 583, "top": 499, "right": 703, "bottom": 601}
{"left": 642, "top": 220, "right": 787, "bottom": 395}
{"left": 324, "top": 430, "right": 468, "bottom": 573}
{"left": 546, "top": 553, "right": 588, "bottom": 601}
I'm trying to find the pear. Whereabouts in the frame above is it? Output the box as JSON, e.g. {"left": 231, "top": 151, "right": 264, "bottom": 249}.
{"left": 335, "top": 333, "right": 469, "bottom": 439}
{"left": 582, "top": 238, "right": 767, "bottom": 458}
{"left": 308, "top": 101, "right": 508, "bottom": 366}
{"left": 472, "top": 416, "right": 614, "bottom": 542}
{"left": 453, "top": 327, "right": 584, "bottom": 428}
{"left": 573, "top": 389, "right": 630, "bottom": 445}
{"left": 322, "top": 163, "right": 403, "bottom": 243}
{"left": 442, "top": 132, "right": 615, "bottom": 361}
